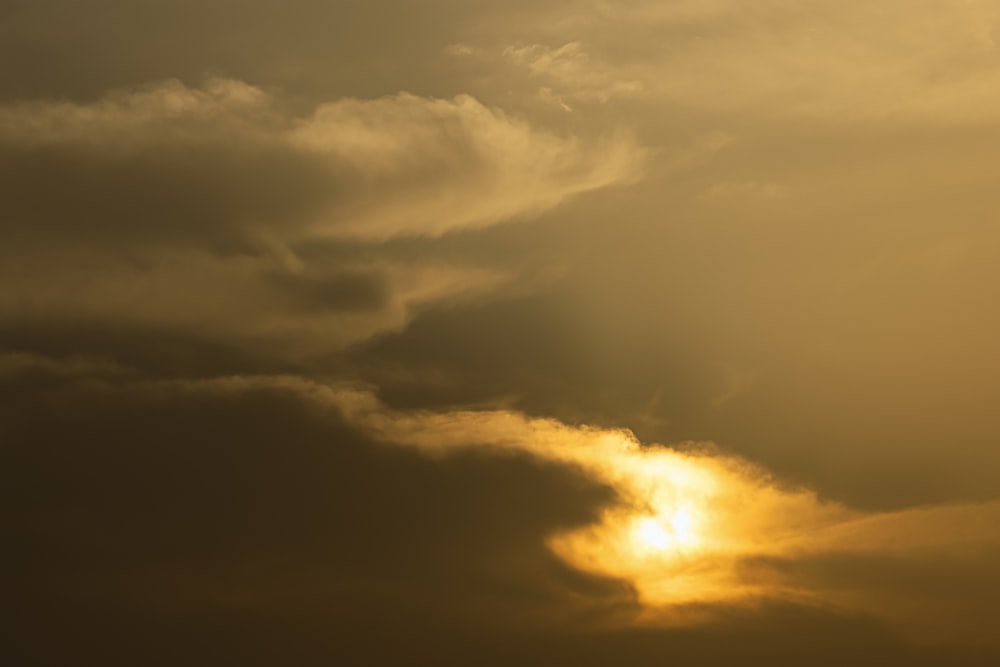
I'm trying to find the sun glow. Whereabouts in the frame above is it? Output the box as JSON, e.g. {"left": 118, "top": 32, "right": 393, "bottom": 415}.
{"left": 538, "top": 433, "right": 858, "bottom": 610}
{"left": 347, "top": 395, "right": 848, "bottom": 609}
{"left": 337, "top": 387, "right": 1000, "bottom": 624}
{"left": 634, "top": 506, "right": 702, "bottom": 554}
{"left": 635, "top": 517, "right": 673, "bottom": 551}
{"left": 240, "top": 381, "right": 996, "bottom": 646}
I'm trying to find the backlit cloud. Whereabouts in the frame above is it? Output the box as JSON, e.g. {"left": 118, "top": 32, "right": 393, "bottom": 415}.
{"left": 2, "top": 78, "right": 645, "bottom": 243}
{"left": 224, "top": 374, "right": 1000, "bottom": 642}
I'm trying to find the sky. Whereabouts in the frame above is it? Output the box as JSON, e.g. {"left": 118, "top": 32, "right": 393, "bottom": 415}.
{"left": 4, "top": 1, "right": 1000, "bottom": 664}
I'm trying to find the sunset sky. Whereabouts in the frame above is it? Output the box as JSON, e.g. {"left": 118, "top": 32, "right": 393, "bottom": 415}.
{"left": 5, "top": 2, "right": 1000, "bottom": 665}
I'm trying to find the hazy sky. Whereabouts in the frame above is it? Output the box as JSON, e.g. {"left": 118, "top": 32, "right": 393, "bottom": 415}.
{"left": 4, "top": 2, "right": 1000, "bottom": 665}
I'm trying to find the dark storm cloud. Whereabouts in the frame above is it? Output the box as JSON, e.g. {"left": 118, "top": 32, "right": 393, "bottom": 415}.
{"left": 5, "top": 356, "right": 983, "bottom": 667}
{"left": 1, "top": 357, "right": 629, "bottom": 664}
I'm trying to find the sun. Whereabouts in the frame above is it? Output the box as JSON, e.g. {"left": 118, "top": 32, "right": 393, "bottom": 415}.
{"left": 635, "top": 517, "right": 673, "bottom": 551}
{"left": 633, "top": 506, "right": 702, "bottom": 554}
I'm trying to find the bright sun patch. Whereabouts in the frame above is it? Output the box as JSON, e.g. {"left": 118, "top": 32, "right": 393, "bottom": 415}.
{"left": 536, "top": 431, "right": 857, "bottom": 611}
{"left": 635, "top": 517, "right": 673, "bottom": 551}
{"left": 342, "top": 389, "right": 1000, "bottom": 633}
{"left": 634, "top": 507, "right": 701, "bottom": 554}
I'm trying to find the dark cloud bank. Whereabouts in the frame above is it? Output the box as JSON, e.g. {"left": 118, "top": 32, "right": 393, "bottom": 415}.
{"left": 4, "top": 357, "right": 990, "bottom": 667}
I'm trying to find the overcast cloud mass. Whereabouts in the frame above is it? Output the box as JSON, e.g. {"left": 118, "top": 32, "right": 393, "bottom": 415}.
{"left": 4, "top": 1, "right": 1000, "bottom": 665}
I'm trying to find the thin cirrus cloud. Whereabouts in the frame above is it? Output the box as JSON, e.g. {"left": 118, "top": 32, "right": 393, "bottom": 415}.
{"left": 493, "top": 0, "right": 1000, "bottom": 121}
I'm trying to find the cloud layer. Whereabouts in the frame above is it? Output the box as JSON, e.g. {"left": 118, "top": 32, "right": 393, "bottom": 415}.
{"left": 6, "top": 354, "right": 999, "bottom": 657}
{"left": 2, "top": 78, "right": 643, "bottom": 242}
{"left": 0, "top": 78, "right": 641, "bottom": 358}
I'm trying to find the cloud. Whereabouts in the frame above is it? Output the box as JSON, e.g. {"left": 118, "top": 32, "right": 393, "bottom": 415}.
{"left": 501, "top": 42, "right": 645, "bottom": 107}
{"left": 304, "top": 381, "right": 1000, "bottom": 641}
{"left": 0, "top": 78, "right": 646, "bottom": 357}
{"left": 5, "top": 353, "right": 999, "bottom": 663}
{"left": 1, "top": 78, "right": 644, "bottom": 243}
{"left": 290, "top": 91, "right": 645, "bottom": 238}
{"left": 0, "top": 246, "right": 505, "bottom": 360}
{"left": 1, "top": 353, "right": 630, "bottom": 665}
{"left": 35, "top": 362, "right": 988, "bottom": 643}
{"left": 0, "top": 79, "right": 322, "bottom": 248}
{"left": 494, "top": 0, "right": 1000, "bottom": 122}
{"left": 335, "top": 390, "right": 1000, "bottom": 615}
